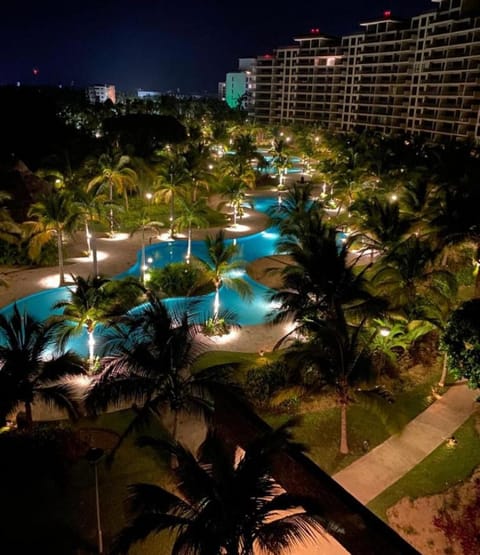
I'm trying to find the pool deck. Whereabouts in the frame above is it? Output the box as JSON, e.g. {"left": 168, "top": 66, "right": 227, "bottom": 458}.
{"left": 0, "top": 188, "right": 293, "bottom": 358}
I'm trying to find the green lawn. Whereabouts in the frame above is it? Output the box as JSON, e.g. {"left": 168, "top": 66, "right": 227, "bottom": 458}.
{"left": 368, "top": 414, "right": 480, "bottom": 520}
{"left": 69, "top": 410, "right": 177, "bottom": 554}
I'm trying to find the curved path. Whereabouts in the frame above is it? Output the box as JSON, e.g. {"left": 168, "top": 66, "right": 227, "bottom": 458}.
{"left": 333, "top": 381, "right": 479, "bottom": 504}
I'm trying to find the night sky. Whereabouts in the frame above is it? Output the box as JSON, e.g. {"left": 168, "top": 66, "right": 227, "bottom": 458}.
{"left": 2, "top": 0, "right": 434, "bottom": 94}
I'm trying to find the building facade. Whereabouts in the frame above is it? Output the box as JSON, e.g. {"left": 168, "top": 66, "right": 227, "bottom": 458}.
{"left": 222, "top": 58, "right": 256, "bottom": 114}
{"left": 87, "top": 84, "right": 116, "bottom": 104}
{"left": 255, "top": 0, "right": 480, "bottom": 141}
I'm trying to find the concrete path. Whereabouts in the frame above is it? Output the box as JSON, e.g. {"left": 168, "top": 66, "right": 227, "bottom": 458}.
{"left": 333, "top": 382, "right": 479, "bottom": 504}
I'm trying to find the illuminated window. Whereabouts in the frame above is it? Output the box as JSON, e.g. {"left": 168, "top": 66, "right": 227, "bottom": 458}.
{"left": 326, "top": 57, "right": 336, "bottom": 67}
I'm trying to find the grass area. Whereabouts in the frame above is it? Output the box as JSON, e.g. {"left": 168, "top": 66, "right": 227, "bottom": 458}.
{"left": 261, "top": 362, "right": 442, "bottom": 475}
{"left": 368, "top": 414, "right": 480, "bottom": 520}
{"left": 194, "top": 349, "right": 444, "bottom": 476}
{"left": 69, "top": 410, "right": 177, "bottom": 554}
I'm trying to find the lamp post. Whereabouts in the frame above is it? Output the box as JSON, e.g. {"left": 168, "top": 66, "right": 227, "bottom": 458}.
{"left": 86, "top": 447, "right": 105, "bottom": 554}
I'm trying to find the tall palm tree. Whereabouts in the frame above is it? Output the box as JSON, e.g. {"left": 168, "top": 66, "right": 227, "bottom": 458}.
{"left": 50, "top": 275, "right": 143, "bottom": 369}
{"left": 153, "top": 150, "right": 189, "bottom": 238}
{"left": 83, "top": 293, "right": 214, "bottom": 454}
{"left": 25, "top": 190, "right": 81, "bottom": 286}
{"left": 174, "top": 194, "right": 208, "bottom": 263}
{"left": 87, "top": 153, "right": 137, "bottom": 235}
{"left": 72, "top": 185, "right": 108, "bottom": 277}
{"left": 195, "top": 230, "right": 253, "bottom": 320}
{"left": 221, "top": 175, "right": 253, "bottom": 227}
{"left": 0, "top": 304, "right": 86, "bottom": 429}
{"left": 111, "top": 423, "right": 328, "bottom": 555}
{"left": 281, "top": 316, "right": 379, "bottom": 454}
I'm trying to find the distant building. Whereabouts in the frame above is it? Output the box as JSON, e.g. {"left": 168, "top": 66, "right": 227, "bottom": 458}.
{"left": 87, "top": 84, "right": 116, "bottom": 104}
{"left": 218, "top": 81, "right": 226, "bottom": 102}
{"left": 254, "top": 0, "right": 480, "bottom": 142}
{"left": 137, "top": 89, "right": 161, "bottom": 99}
{"left": 223, "top": 58, "right": 256, "bottom": 113}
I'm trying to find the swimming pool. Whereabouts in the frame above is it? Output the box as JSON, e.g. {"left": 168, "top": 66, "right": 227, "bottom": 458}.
{"left": 0, "top": 196, "right": 283, "bottom": 356}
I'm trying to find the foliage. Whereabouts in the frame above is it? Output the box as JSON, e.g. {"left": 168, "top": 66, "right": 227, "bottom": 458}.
{"left": 433, "top": 477, "right": 480, "bottom": 555}
{"left": 148, "top": 261, "right": 212, "bottom": 298}
{"left": 111, "top": 423, "right": 329, "bottom": 555}
{"left": 0, "top": 304, "right": 86, "bottom": 428}
{"left": 202, "top": 316, "right": 231, "bottom": 336}
{"left": 244, "top": 361, "right": 290, "bottom": 405}
{"left": 441, "top": 299, "right": 480, "bottom": 388}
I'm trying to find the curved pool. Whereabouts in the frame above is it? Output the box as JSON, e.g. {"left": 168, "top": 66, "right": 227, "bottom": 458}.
{"left": 0, "top": 196, "right": 283, "bottom": 355}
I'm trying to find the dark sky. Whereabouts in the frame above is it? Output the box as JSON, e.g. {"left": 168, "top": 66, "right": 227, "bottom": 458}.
{"left": 1, "top": 0, "right": 434, "bottom": 94}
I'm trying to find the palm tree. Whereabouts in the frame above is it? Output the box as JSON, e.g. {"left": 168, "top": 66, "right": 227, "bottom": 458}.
{"left": 270, "top": 210, "right": 380, "bottom": 333}
{"left": 50, "top": 275, "right": 143, "bottom": 369}
{"left": 25, "top": 190, "right": 81, "bottom": 286}
{"left": 0, "top": 190, "right": 21, "bottom": 245}
{"left": 153, "top": 150, "right": 189, "bottom": 238}
{"left": 87, "top": 153, "right": 137, "bottom": 235}
{"left": 0, "top": 304, "right": 86, "bottom": 429}
{"left": 72, "top": 185, "right": 108, "bottom": 277}
{"left": 174, "top": 194, "right": 208, "bottom": 263}
{"left": 281, "top": 317, "right": 377, "bottom": 454}
{"left": 195, "top": 230, "right": 253, "bottom": 320}
{"left": 428, "top": 176, "right": 480, "bottom": 295}
{"left": 349, "top": 195, "right": 413, "bottom": 258}
{"left": 270, "top": 137, "right": 291, "bottom": 189}
{"left": 83, "top": 293, "right": 214, "bottom": 454}
{"left": 111, "top": 423, "right": 328, "bottom": 555}
{"left": 221, "top": 175, "right": 253, "bottom": 227}
{"left": 371, "top": 236, "right": 457, "bottom": 323}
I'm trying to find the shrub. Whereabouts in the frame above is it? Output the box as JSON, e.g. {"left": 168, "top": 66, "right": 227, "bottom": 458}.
{"left": 148, "top": 261, "right": 212, "bottom": 298}
{"left": 245, "top": 361, "right": 289, "bottom": 405}
{"left": 441, "top": 299, "right": 480, "bottom": 388}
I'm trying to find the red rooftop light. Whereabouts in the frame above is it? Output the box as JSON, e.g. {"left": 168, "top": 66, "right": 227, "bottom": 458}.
{"left": 383, "top": 10, "right": 391, "bottom": 18}
{"left": 310, "top": 28, "right": 320, "bottom": 34}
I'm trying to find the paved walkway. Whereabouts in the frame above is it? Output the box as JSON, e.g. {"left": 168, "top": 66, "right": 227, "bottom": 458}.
{"left": 333, "top": 382, "right": 479, "bottom": 504}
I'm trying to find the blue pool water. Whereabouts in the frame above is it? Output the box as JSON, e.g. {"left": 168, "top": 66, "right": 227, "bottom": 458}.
{"left": 0, "top": 196, "right": 284, "bottom": 356}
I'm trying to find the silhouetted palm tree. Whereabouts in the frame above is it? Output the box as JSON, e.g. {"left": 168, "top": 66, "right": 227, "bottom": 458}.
{"left": 111, "top": 423, "right": 329, "bottom": 555}
{"left": 0, "top": 305, "right": 86, "bottom": 429}
{"left": 84, "top": 293, "right": 215, "bottom": 455}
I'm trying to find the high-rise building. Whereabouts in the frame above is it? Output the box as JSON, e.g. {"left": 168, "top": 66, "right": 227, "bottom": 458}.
{"left": 222, "top": 58, "right": 256, "bottom": 114}
{"left": 255, "top": 0, "right": 480, "bottom": 141}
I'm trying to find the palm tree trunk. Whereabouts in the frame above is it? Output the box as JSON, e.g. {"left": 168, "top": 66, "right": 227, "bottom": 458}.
{"left": 57, "top": 230, "right": 65, "bottom": 286}
{"left": 475, "top": 243, "right": 480, "bottom": 297}
{"left": 85, "top": 222, "right": 92, "bottom": 256}
{"left": 233, "top": 205, "right": 237, "bottom": 227}
{"left": 187, "top": 227, "right": 192, "bottom": 263}
{"left": 214, "top": 286, "right": 220, "bottom": 320}
{"left": 340, "top": 402, "right": 349, "bottom": 455}
{"left": 439, "top": 351, "right": 448, "bottom": 387}
{"left": 170, "top": 193, "right": 175, "bottom": 238}
{"left": 88, "top": 329, "right": 95, "bottom": 370}
{"left": 91, "top": 231, "right": 99, "bottom": 277}
{"left": 109, "top": 179, "right": 114, "bottom": 236}
{"left": 171, "top": 410, "right": 179, "bottom": 469}
{"left": 25, "top": 401, "right": 33, "bottom": 431}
